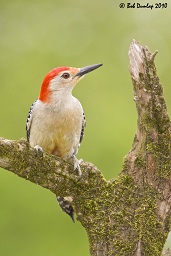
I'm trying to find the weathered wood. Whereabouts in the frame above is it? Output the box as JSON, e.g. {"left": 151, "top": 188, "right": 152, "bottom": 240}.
{"left": 0, "top": 40, "right": 171, "bottom": 255}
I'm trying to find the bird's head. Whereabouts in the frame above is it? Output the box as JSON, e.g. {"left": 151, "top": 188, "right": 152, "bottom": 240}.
{"left": 38, "top": 63, "right": 103, "bottom": 102}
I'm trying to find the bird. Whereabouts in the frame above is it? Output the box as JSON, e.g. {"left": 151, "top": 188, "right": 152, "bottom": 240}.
{"left": 26, "top": 63, "right": 103, "bottom": 221}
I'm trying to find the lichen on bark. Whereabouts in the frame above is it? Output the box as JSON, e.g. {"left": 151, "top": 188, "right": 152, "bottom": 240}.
{"left": 0, "top": 40, "right": 171, "bottom": 255}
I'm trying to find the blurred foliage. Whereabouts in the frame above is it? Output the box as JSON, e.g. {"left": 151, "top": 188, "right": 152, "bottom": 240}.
{"left": 0, "top": 0, "right": 171, "bottom": 255}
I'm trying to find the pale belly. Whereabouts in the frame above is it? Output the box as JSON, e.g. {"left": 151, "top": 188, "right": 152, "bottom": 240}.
{"left": 29, "top": 102, "right": 83, "bottom": 159}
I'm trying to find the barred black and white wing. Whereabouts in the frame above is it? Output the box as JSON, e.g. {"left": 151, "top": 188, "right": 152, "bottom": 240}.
{"left": 79, "top": 112, "right": 86, "bottom": 145}
{"left": 26, "top": 100, "right": 37, "bottom": 142}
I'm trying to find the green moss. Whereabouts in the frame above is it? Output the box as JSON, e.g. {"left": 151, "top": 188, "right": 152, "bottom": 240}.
{"left": 133, "top": 186, "right": 165, "bottom": 254}
{"left": 77, "top": 171, "right": 167, "bottom": 255}
{"left": 135, "top": 153, "right": 146, "bottom": 168}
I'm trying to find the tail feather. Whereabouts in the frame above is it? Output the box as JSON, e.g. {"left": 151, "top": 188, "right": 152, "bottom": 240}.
{"left": 57, "top": 196, "right": 75, "bottom": 222}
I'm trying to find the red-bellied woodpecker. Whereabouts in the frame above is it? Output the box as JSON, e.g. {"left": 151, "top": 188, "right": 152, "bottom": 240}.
{"left": 26, "top": 63, "right": 103, "bottom": 221}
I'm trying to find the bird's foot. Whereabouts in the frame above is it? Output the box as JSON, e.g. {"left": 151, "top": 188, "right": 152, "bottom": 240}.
{"left": 73, "top": 156, "right": 83, "bottom": 177}
{"left": 34, "top": 145, "right": 43, "bottom": 156}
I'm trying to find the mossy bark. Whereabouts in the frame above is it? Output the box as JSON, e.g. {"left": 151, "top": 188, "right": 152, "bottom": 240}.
{"left": 0, "top": 40, "right": 171, "bottom": 255}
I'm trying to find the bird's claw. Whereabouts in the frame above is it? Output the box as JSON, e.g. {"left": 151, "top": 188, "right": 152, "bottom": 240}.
{"left": 73, "top": 156, "right": 82, "bottom": 177}
{"left": 34, "top": 145, "right": 43, "bottom": 156}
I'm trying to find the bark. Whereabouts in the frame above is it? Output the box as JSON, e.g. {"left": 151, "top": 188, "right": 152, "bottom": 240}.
{"left": 0, "top": 40, "right": 171, "bottom": 255}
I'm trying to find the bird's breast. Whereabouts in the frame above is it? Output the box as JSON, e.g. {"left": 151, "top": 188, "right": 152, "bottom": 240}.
{"left": 29, "top": 98, "right": 84, "bottom": 159}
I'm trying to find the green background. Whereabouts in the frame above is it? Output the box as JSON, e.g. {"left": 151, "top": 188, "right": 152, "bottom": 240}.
{"left": 0, "top": 0, "right": 171, "bottom": 255}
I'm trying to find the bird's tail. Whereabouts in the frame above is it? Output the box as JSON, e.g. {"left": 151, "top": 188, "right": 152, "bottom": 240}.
{"left": 57, "top": 196, "right": 75, "bottom": 222}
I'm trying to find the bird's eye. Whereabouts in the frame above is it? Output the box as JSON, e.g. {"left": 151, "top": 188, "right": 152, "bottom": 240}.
{"left": 61, "top": 73, "right": 70, "bottom": 79}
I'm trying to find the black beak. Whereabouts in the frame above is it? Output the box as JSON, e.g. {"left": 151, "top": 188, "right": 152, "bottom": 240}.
{"left": 75, "top": 63, "right": 103, "bottom": 77}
